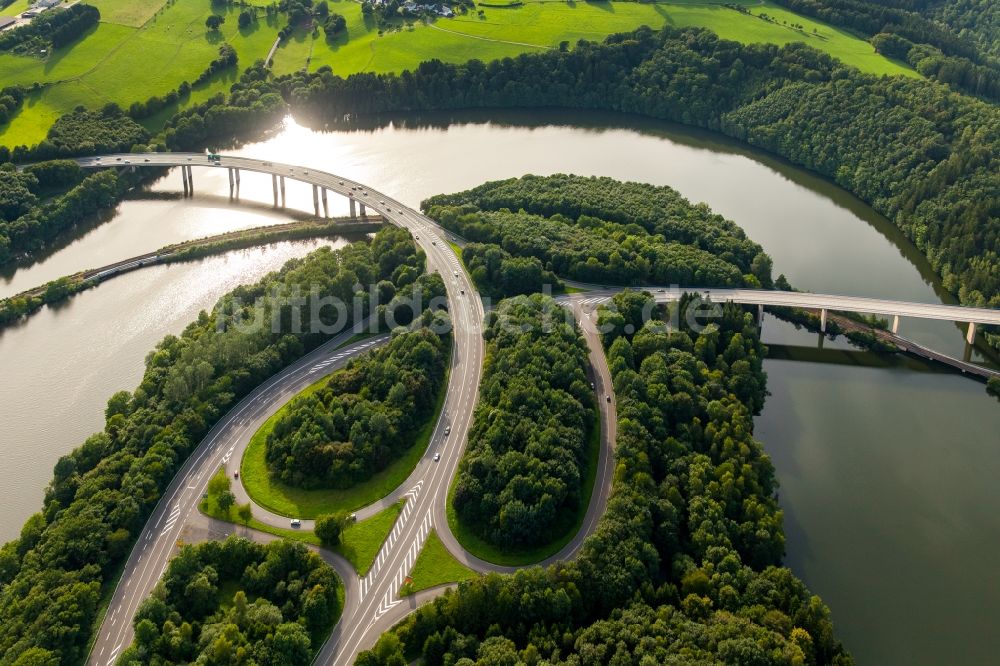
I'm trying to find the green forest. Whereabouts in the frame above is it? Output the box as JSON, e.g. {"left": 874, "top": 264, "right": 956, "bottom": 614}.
{"left": 0, "top": 231, "right": 414, "bottom": 664}
{"left": 452, "top": 294, "right": 595, "bottom": 549}
{"left": 117, "top": 536, "right": 342, "bottom": 665}
{"left": 425, "top": 174, "right": 774, "bottom": 288}
{"left": 358, "top": 291, "right": 847, "bottom": 665}
{"left": 265, "top": 321, "right": 450, "bottom": 490}
{"left": 280, "top": 26, "right": 998, "bottom": 349}
{"left": 4, "top": 22, "right": 997, "bottom": 351}
{"left": 0, "top": 159, "right": 142, "bottom": 266}
{"left": 769, "top": 0, "right": 999, "bottom": 99}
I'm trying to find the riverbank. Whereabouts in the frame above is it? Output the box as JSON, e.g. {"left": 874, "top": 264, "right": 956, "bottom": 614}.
{"left": 0, "top": 215, "right": 382, "bottom": 332}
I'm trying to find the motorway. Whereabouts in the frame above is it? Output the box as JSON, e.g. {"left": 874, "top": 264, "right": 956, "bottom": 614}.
{"left": 88, "top": 329, "right": 389, "bottom": 665}
{"left": 82, "top": 154, "right": 489, "bottom": 666}
{"left": 79, "top": 152, "right": 1000, "bottom": 664}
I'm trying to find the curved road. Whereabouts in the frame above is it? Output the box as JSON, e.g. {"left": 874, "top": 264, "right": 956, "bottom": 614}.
{"left": 88, "top": 329, "right": 387, "bottom": 665}
{"left": 81, "top": 154, "right": 489, "bottom": 666}
{"left": 79, "top": 152, "right": 999, "bottom": 664}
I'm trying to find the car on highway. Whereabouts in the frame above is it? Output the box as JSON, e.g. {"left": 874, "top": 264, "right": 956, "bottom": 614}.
{"left": 233, "top": 471, "right": 239, "bottom": 479}
{"left": 261, "top": 161, "right": 272, "bottom": 166}
{"left": 460, "top": 289, "right": 465, "bottom": 294}
{"left": 444, "top": 425, "right": 451, "bottom": 436}
{"left": 453, "top": 271, "right": 459, "bottom": 277}
{"left": 431, "top": 241, "right": 437, "bottom": 245}
{"left": 144, "top": 158, "right": 150, "bottom": 162}
{"left": 606, "top": 395, "right": 611, "bottom": 402}
{"left": 590, "top": 381, "right": 595, "bottom": 389}
{"left": 290, "top": 518, "right": 301, "bottom": 528}
{"left": 433, "top": 452, "right": 441, "bottom": 462}
{"left": 338, "top": 180, "right": 344, "bottom": 185}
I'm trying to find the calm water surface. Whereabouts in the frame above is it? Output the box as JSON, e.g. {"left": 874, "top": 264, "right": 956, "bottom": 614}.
{"left": 0, "top": 111, "right": 996, "bottom": 664}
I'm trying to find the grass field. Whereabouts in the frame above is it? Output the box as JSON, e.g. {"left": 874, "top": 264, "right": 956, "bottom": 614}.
{"left": 240, "top": 363, "right": 449, "bottom": 519}
{"left": 273, "top": 0, "right": 915, "bottom": 78}
{"left": 402, "top": 530, "right": 476, "bottom": 595}
{"left": 446, "top": 403, "right": 602, "bottom": 566}
{"left": 0, "top": 0, "right": 31, "bottom": 17}
{"left": 334, "top": 501, "right": 404, "bottom": 575}
{"left": 200, "top": 475, "right": 404, "bottom": 578}
{"left": 0, "top": 0, "right": 283, "bottom": 146}
{"left": 0, "top": 0, "right": 912, "bottom": 147}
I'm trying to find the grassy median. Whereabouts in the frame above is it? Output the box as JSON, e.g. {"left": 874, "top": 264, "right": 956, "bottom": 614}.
{"left": 401, "top": 530, "right": 476, "bottom": 596}
{"left": 240, "top": 365, "right": 449, "bottom": 519}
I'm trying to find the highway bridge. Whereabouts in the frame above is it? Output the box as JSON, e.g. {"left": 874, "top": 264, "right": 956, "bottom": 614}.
{"left": 79, "top": 153, "right": 621, "bottom": 666}
{"left": 79, "top": 153, "right": 489, "bottom": 666}
{"left": 80, "top": 153, "right": 1000, "bottom": 347}
{"left": 76, "top": 152, "right": 999, "bottom": 664}
{"left": 568, "top": 287, "right": 1000, "bottom": 379}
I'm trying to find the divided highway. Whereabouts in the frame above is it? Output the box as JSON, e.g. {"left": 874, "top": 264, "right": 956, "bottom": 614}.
{"left": 79, "top": 152, "right": 998, "bottom": 664}
{"left": 81, "top": 154, "right": 489, "bottom": 666}
{"left": 88, "top": 329, "right": 390, "bottom": 665}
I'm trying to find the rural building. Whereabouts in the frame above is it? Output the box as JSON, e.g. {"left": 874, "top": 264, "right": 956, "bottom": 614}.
{"left": 0, "top": 16, "right": 15, "bottom": 30}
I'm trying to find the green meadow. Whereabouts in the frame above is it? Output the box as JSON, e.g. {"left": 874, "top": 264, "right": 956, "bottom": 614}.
{"left": 0, "top": 0, "right": 31, "bottom": 17}
{"left": 0, "top": 0, "right": 283, "bottom": 146}
{"left": 275, "top": 0, "right": 915, "bottom": 78}
{"left": 1, "top": 0, "right": 913, "bottom": 147}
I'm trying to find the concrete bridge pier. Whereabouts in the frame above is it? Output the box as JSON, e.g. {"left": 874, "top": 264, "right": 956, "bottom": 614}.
{"left": 359, "top": 202, "right": 367, "bottom": 217}
{"left": 967, "top": 322, "right": 977, "bottom": 345}
{"left": 185, "top": 166, "right": 193, "bottom": 194}
{"left": 312, "top": 184, "right": 320, "bottom": 217}
{"left": 234, "top": 167, "right": 240, "bottom": 190}
{"left": 892, "top": 315, "right": 900, "bottom": 334}
{"left": 757, "top": 303, "right": 764, "bottom": 328}
{"left": 228, "top": 168, "right": 235, "bottom": 197}
{"left": 321, "top": 188, "right": 329, "bottom": 218}
{"left": 181, "top": 166, "right": 190, "bottom": 196}
{"left": 349, "top": 198, "right": 357, "bottom": 219}
{"left": 820, "top": 308, "right": 827, "bottom": 333}
{"left": 279, "top": 176, "right": 286, "bottom": 207}
{"left": 271, "top": 174, "right": 278, "bottom": 207}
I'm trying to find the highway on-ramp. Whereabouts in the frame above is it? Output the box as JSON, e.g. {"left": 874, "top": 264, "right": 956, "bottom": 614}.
{"left": 88, "top": 329, "right": 389, "bottom": 665}
{"left": 81, "top": 154, "right": 488, "bottom": 666}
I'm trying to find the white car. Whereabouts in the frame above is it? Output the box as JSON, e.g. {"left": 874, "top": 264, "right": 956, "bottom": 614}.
{"left": 290, "top": 518, "right": 301, "bottom": 528}
{"left": 433, "top": 452, "right": 441, "bottom": 462}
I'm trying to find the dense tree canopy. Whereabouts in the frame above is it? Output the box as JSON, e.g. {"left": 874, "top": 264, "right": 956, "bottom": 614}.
{"left": 426, "top": 174, "right": 772, "bottom": 289}
{"left": 770, "top": 0, "right": 999, "bottom": 99}
{"left": 453, "top": 294, "right": 595, "bottom": 549}
{"left": 0, "top": 163, "right": 131, "bottom": 266}
{"left": 0, "top": 4, "right": 100, "bottom": 55}
{"left": 0, "top": 231, "right": 415, "bottom": 663}
{"left": 277, "top": 26, "right": 998, "bottom": 350}
{"left": 117, "top": 536, "right": 341, "bottom": 665}
{"left": 359, "top": 291, "right": 848, "bottom": 665}
{"left": 266, "top": 316, "right": 451, "bottom": 489}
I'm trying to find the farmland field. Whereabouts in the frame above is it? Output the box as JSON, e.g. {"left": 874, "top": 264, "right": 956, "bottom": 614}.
{"left": 0, "top": 0, "right": 31, "bottom": 17}
{"left": 0, "top": 0, "right": 914, "bottom": 147}
{"left": 0, "top": 0, "right": 283, "bottom": 146}
{"left": 274, "top": 0, "right": 916, "bottom": 77}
